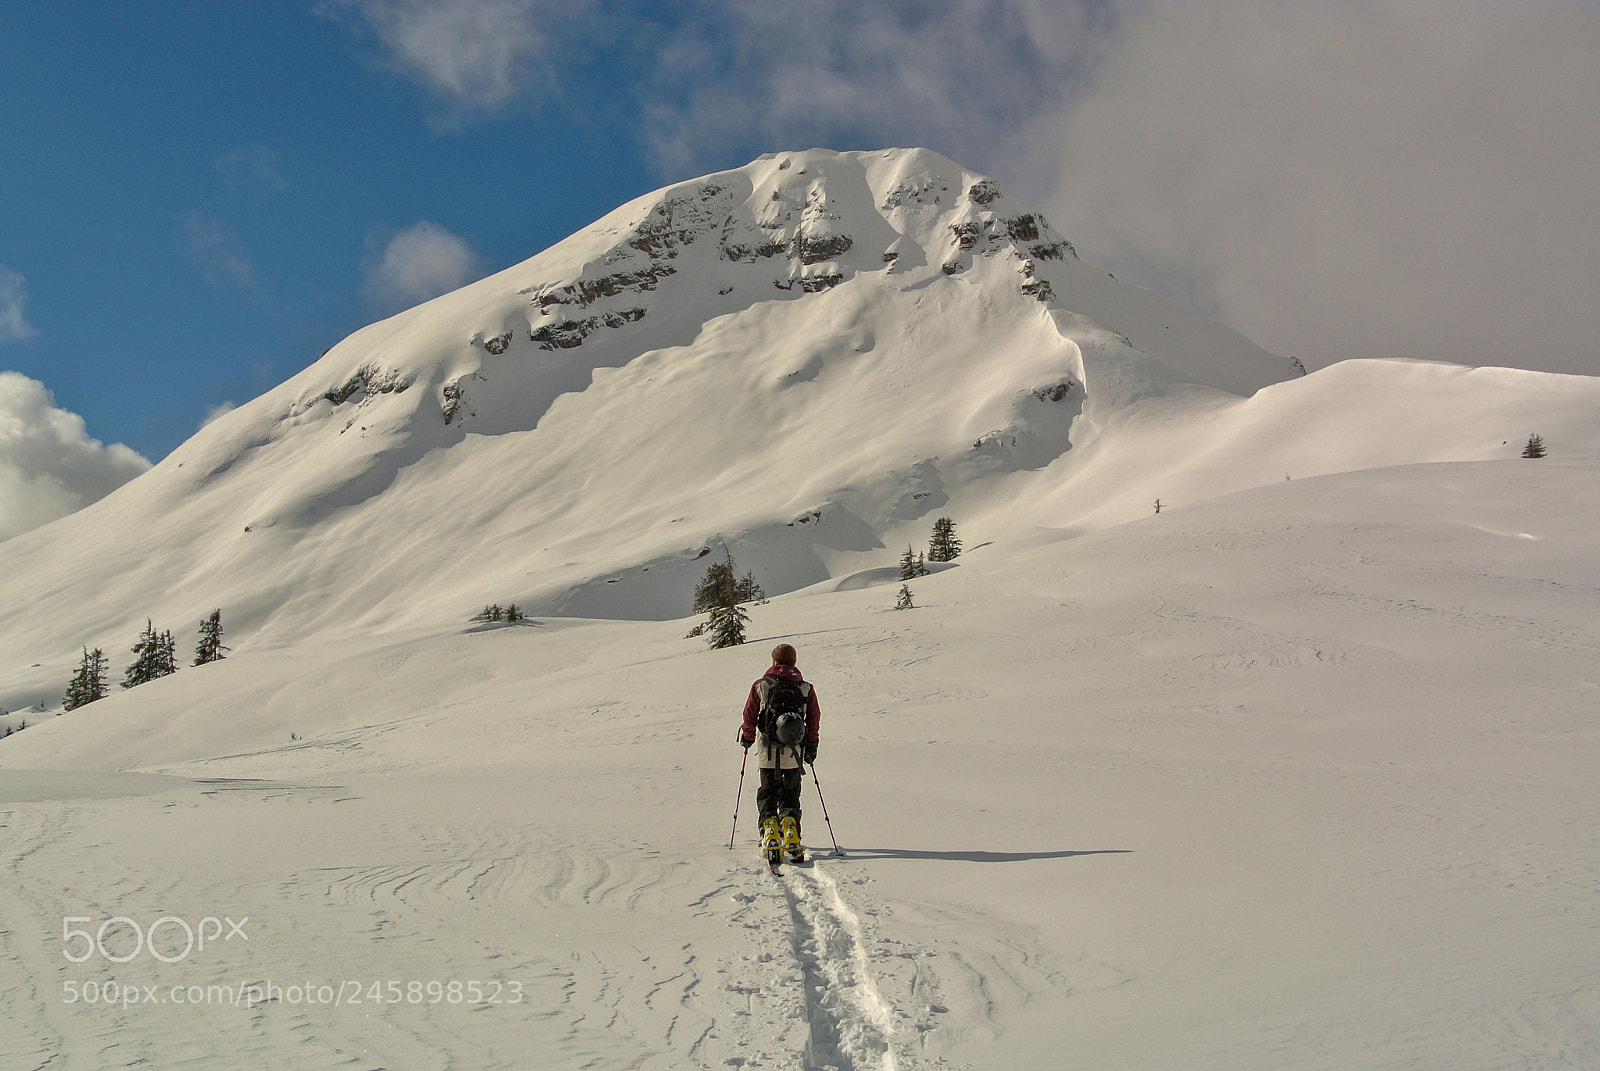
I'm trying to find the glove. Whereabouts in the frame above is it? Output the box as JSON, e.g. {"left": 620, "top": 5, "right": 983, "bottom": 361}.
{"left": 740, "top": 735, "right": 754, "bottom": 750}
{"left": 803, "top": 741, "right": 818, "bottom": 765}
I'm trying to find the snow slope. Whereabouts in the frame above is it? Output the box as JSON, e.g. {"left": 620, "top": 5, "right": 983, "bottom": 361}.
{"left": 2, "top": 460, "right": 1597, "bottom": 1070}
{"left": 5, "top": 150, "right": 1597, "bottom": 709}
{"left": 3, "top": 147, "right": 1599, "bottom": 1069}
{"left": 0, "top": 148, "right": 1302, "bottom": 704}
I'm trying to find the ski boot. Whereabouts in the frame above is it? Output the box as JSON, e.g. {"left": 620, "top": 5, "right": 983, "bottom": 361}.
{"left": 782, "top": 815, "right": 805, "bottom": 864}
{"left": 760, "top": 816, "right": 783, "bottom": 869}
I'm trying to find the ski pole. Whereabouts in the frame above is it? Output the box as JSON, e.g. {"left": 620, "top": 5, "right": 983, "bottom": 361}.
{"left": 728, "top": 745, "right": 750, "bottom": 850}
{"left": 806, "top": 762, "right": 844, "bottom": 857}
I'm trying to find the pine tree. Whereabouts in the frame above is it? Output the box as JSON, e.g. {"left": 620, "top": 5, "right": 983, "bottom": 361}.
{"left": 63, "top": 647, "right": 109, "bottom": 710}
{"left": 706, "top": 602, "right": 750, "bottom": 649}
{"left": 928, "top": 517, "right": 961, "bottom": 562}
{"left": 157, "top": 629, "right": 178, "bottom": 678}
{"left": 1522, "top": 434, "right": 1546, "bottom": 459}
{"left": 898, "top": 545, "right": 929, "bottom": 581}
{"left": 895, "top": 584, "right": 915, "bottom": 610}
{"left": 505, "top": 604, "right": 523, "bottom": 622}
{"left": 193, "top": 609, "right": 229, "bottom": 666}
{"left": 122, "top": 620, "right": 178, "bottom": 689}
{"left": 693, "top": 548, "right": 761, "bottom": 648}
{"left": 692, "top": 548, "right": 764, "bottom": 613}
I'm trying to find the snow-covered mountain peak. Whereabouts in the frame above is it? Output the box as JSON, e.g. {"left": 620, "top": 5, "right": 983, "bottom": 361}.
{"left": 1, "top": 148, "right": 1310, "bottom": 673}
{"left": 300, "top": 150, "right": 1088, "bottom": 433}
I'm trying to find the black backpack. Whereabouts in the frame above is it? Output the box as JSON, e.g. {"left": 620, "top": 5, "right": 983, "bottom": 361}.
{"left": 757, "top": 677, "right": 810, "bottom": 753}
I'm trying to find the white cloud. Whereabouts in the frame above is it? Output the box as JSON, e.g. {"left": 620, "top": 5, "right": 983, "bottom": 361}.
{"left": 0, "top": 266, "right": 38, "bottom": 343}
{"left": 179, "top": 212, "right": 257, "bottom": 291}
{"left": 0, "top": 372, "right": 151, "bottom": 540}
{"left": 362, "top": 221, "right": 485, "bottom": 314}
{"left": 215, "top": 145, "right": 287, "bottom": 197}
{"left": 200, "top": 401, "right": 237, "bottom": 430}
{"left": 1049, "top": 0, "right": 1600, "bottom": 375}
{"left": 341, "top": 0, "right": 588, "bottom": 116}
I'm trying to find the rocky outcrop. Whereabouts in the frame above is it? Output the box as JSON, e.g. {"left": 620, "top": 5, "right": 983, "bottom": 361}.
{"left": 1032, "top": 380, "right": 1075, "bottom": 403}
{"left": 515, "top": 156, "right": 1084, "bottom": 358}
{"left": 795, "top": 232, "right": 853, "bottom": 265}
{"left": 881, "top": 177, "right": 950, "bottom": 211}
{"left": 531, "top": 307, "right": 648, "bottom": 349}
{"left": 325, "top": 365, "right": 413, "bottom": 406}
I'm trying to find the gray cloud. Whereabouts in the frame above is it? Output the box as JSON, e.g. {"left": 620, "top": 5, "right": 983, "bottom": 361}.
{"left": 362, "top": 221, "right": 486, "bottom": 314}
{"left": 0, "top": 266, "right": 37, "bottom": 343}
{"left": 643, "top": 0, "right": 1114, "bottom": 202}
{"left": 635, "top": 0, "right": 1600, "bottom": 378}
{"left": 1048, "top": 0, "right": 1600, "bottom": 375}
{"left": 0, "top": 372, "right": 151, "bottom": 540}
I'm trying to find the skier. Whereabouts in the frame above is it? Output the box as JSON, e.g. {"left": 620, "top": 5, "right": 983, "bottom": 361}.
{"left": 738, "top": 643, "right": 821, "bottom": 866}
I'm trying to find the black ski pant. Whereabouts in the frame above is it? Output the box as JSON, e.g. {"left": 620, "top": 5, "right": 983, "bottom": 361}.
{"left": 757, "top": 766, "right": 803, "bottom": 826}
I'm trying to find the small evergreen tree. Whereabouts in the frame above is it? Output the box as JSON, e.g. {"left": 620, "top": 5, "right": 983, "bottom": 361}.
{"left": 898, "top": 545, "right": 930, "bottom": 580}
{"left": 693, "top": 548, "right": 761, "bottom": 648}
{"left": 156, "top": 628, "right": 178, "bottom": 678}
{"left": 1522, "top": 434, "right": 1546, "bottom": 459}
{"left": 706, "top": 601, "right": 750, "bottom": 649}
{"left": 505, "top": 604, "right": 524, "bottom": 622}
{"left": 895, "top": 584, "right": 915, "bottom": 610}
{"left": 928, "top": 517, "right": 961, "bottom": 562}
{"left": 193, "top": 609, "right": 229, "bottom": 666}
{"left": 64, "top": 647, "right": 110, "bottom": 710}
{"left": 122, "top": 620, "right": 178, "bottom": 689}
{"left": 692, "top": 548, "right": 764, "bottom": 613}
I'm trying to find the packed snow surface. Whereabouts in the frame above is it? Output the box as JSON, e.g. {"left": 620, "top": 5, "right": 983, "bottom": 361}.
{"left": 2, "top": 149, "right": 1598, "bottom": 1069}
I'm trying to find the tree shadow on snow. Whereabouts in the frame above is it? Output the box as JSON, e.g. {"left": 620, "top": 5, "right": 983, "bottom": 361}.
{"left": 840, "top": 848, "right": 1131, "bottom": 863}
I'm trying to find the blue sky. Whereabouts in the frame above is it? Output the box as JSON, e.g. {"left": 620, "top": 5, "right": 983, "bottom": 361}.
{"left": 0, "top": 2, "right": 669, "bottom": 460}
{"left": 2, "top": 0, "right": 1598, "bottom": 537}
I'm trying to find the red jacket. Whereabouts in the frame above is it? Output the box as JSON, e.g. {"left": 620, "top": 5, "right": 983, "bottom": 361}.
{"left": 740, "top": 664, "right": 822, "bottom": 745}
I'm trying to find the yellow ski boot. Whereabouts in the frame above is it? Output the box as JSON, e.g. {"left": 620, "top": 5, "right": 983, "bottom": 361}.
{"left": 782, "top": 816, "right": 805, "bottom": 864}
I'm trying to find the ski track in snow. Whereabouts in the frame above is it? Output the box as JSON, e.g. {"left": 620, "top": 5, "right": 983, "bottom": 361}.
{"left": 0, "top": 772, "right": 1043, "bottom": 1071}
{"left": 708, "top": 843, "right": 1077, "bottom": 1071}
{"left": 780, "top": 862, "right": 896, "bottom": 1071}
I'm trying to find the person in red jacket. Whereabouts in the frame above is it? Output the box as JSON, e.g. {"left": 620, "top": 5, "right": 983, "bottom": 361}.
{"left": 739, "top": 643, "right": 821, "bottom": 862}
